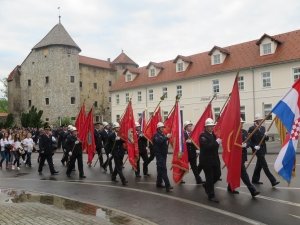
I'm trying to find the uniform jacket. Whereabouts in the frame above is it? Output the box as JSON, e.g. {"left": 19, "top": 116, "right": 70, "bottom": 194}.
{"left": 199, "top": 130, "right": 220, "bottom": 166}
{"left": 248, "top": 125, "right": 269, "bottom": 155}
{"left": 152, "top": 130, "right": 169, "bottom": 161}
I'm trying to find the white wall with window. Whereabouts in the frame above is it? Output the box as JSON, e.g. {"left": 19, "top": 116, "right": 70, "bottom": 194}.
{"left": 262, "top": 72, "right": 271, "bottom": 88}
{"left": 212, "top": 79, "right": 220, "bottom": 93}
{"left": 137, "top": 91, "right": 142, "bottom": 102}
{"left": 263, "top": 103, "right": 272, "bottom": 120}
{"left": 293, "top": 67, "right": 300, "bottom": 82}
{"left": 238, "top": 76, "right": 244, "bottom": 90}
{"left": 210, "top": 49, "right": 228, "bottom": 65}
{"left": 162, "top": 87, "right": 168, "bottom": 98}
{"left": 175, "top": 58, "right": 189, "bottom": 73}
{"left": 213, "top": 107, "right": 220, "bottom": 120}
{"left": 176, "top": 85, "right": 182, "bottom": 97}
{"left": 125, "top": 93, "right": 129, "bottom": 103}
{"left": 148, "top": 89, "right": 154, "bottom": 101}
{"left": 259, "top": 37, "right": 279, "bottom": 56}
{"left": 116, "top": 94, "right": 120, "bottom": 105}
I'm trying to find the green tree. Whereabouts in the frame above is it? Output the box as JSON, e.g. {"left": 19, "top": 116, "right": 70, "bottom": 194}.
{"left": 4, "top": 113, "right": 14, "bottom": 128}
{"left": 0, "top": 78, "right": 8, "bottom": 99}
{"left": 55, "top": 116, "right": 72, "bottom": 127}
{"left": 0, "top": 99, "right": 8, "bottom": 112}
{"left": 21, "top": 106, "right": 43, "bottom": 128}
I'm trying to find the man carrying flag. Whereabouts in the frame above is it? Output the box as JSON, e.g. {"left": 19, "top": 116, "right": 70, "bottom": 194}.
{"left": 273, "top": 78, "right": 300, "bottom": 183}
{"left": 135, "top": 122, "right": 150, "bottom": 177}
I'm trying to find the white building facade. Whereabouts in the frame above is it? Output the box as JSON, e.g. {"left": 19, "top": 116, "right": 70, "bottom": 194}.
{"left": 110, "top": 30, "right": 300, "bottom": 133}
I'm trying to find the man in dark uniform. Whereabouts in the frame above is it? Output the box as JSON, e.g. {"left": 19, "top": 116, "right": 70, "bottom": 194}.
{"left": 153, "top": 122, "right": 173, "bottom": 192}
{"left": 135, "top": 122, "right": 150, "bottom": 178}
{"left": 107, "top": 122, "right": 127, "bottom": 185}
{"left": 227, "top": 118, "right": 260, "bottom": 197}
{"left": 38, "top": 125, "right": 59, "bottom": 175}
{"left": 92, "top": 122, "right": 104, "bottom": 167}
{"left": 60, "top": 125, "right": 71, "bottom": 166}
{"left": 184, "top": 121, "right": 204, "bottom": 184}
{"left": 199, "top": 118, "right": 221, "bottom": 203}
{"left": 66, "top": 126, "right": 86, "bottom": 178}
{"left": 248, "top": 113, "right": 280, "bottom": 187}
{"left": 101, "top": 122, "right": 113, "bottom": 173}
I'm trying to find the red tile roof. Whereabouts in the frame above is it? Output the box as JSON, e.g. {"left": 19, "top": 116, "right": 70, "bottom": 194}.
{"left": 146, "top": 62, "right": 164, "bottom": 69}
{"left": 110, "top": 29, "right": 300, "bottom": 92}
{"left": 256, "top": 33, "right": 282, "bottom": 45}
{"left": 173, "top": 55, "right": 192, "bottom": 63}
{"left": 7, "top": 66, "right": 21, "bottom": 82}
{"left": 123, "top": 67, "right": 140, "bottom": 75}
{"left": 112, "top": 51, "right": 138, "bottom": 67}
{"left": 79, "top": 55, "right": 114, "bottom": 70}
{"left": 208, "top": 46, "right": 230, "bottom": 55}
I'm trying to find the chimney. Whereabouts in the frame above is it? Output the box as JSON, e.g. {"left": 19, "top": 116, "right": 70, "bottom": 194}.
{"left": 107, "top": 58, "right": 110, "bottom": 62}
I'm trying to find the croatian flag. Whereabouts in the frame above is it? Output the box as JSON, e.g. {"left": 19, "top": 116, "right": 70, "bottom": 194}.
{"left": 272, "top": 79, "right": 300, "bottom": 183}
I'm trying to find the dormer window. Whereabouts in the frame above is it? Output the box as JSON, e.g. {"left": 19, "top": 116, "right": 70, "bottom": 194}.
{"left": 256, "top": 34, "right": 282, "bottom": 56}
{"left": 173, "top": 55, "right": 192, "bottom": 73}
{"left": 150, "top": 68, "right": 156, "bottom": 77}
{"left": 126, "top": 73, "right": 132, "bottom": 82}
{"left": 123, "top": 68, "right": 139, "bottom": 82}
{"left": 213, "top": 54, "right": 221, "bottom": 65}
{"left": 146, "top": 62, "right": 164, "bottom": 77}
{"left": 209, "top": 46, "right": 230, "bottom": 65}
{"left": 177, "top": 62, "right": 184, "bottom": 72}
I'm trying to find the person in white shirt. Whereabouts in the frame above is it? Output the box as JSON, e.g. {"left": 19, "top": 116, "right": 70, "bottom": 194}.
{"left": 12, "top": 133, "right": 22, "bottom": 170}
{"left": 0, "top": 131, "right": 12, "bottom": 169}
{"left": 22, "top": 133, "right": 34, "bottom": 167}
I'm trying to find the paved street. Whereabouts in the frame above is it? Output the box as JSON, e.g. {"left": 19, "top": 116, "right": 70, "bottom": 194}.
{"left": 0, "top": 146, "right": 299, "bottom": 225}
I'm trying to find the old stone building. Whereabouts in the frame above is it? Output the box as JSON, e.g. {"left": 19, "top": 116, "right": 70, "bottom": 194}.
{"left": 7, "top": 22, "right": 138, "bottom": 125}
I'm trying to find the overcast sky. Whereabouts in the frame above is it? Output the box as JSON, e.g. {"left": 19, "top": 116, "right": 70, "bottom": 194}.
{"left": 1, "top": 0, "right": 300, "bottom": 94}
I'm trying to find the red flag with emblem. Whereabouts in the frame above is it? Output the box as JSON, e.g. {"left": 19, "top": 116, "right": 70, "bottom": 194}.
{"left": 144, "top": 107, "right": 162, "bottom": 143}
{"left": 75, "top": 103, "right": 86, "bottom": 140}
{"left": 168, "top": 100, "right": 189, "bottom": 183}
{"left": 215, "top": 75, "right": 242, "bottom": 190}
{"left": 190, "top": 103, "right": 213, "bottom": 149}
{"left": 119, "top": 101, "right": 139, "bottom": 170}
{"left": 80, "top": 108, "right": 95, "bottom": 164}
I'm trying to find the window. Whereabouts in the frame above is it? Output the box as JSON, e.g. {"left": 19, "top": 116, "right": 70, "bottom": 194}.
{"left": 70, "top": 76, "right": 75, "bottom": 83}
{"left": 150, "top": 68, "right": 156, "bottom": 77}
{"left": 28, "top": 100, "right": 31, "bottom": 107}
{"left": 125, "top": 93, "right": 130, "bottom": 103}
{"left": 108, "top": 97, "right": 111, "bottom": 103}
{"left": 93, "top": 83, "right": 97, "bottom": 89}
{"left": 212, "top": 79, "right": 219, "bottom": 93}
{"left": 126, "top": 74, "right": 132, "bottom": 82}
{"left": 79, "top": 81, "right": 82, "bottom": 88}
{"left": 45, "top": 98, "right": 49, "bottom": 105}
{"left": 109, "top": 81, "right": 112, "bottom": 86}
{"left": 137, "top": 91, "right": 142, "bottom": 102}
{"left": 263, "top": 104, "right": 272, "bottom": 120}
{"left": 177, "top": 62, "right": 184, "bottom": 72}
{"left": 176, "top": 85, "right": 182, "bottom": 97}
{"left": 162, "top": 87, "right": 168, "bottom": 98}
{"left": 95, "top": 115, "right": 100, "bottom": 122}
{"left": 116, "top": 94, "right": 120, "bottom": 104}
{"left": 293, "top": 68, "right": 300, "bottom": 82}
{"left": 45, "top": 76, "right": 49, "bottom": 84}
{"left": 214, "top": 107, "right": 220, "bottom": 120}
{"left": 163, "top": 111, "right": 169, "bottom": 121}
{"left": 262, "top": 72, "right": 271, "bottom": 88}
{"left": 94, "top": 101, "right": 98, "bottom": 108}
{"left": 262, "top": 43, "right": 272, "bottom": 55}
{"left": 148, "top": 89, "right": 153, "bottom": 101}
{"left": 213, "top": 54, "right": 221, "bottom": 64}
{"left": 116, "top": 114, "right": 120, "bottom": 122}
{"left": 238, "top": 76, "right": 244, "bottom": 91}
{"left": 28, "top": 80, "right": 31, "bottom": 86}
{"left": 240, "top": 106, "right": 246, "bottom": 121}
{"left": 45, "top": 118, "right": 49, "bottom": 122}
{"left": 71, "top": 97, "right": 76, "bottom": 104}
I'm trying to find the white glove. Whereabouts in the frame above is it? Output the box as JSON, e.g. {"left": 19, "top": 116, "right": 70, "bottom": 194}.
{"left": 254, "top": 145, "right": 260, "bottom": 150}
{"left": 115, "top": 136, "right": 120, "bottom": 140}
{"left": 167, "top": 133, "right": 172, "bottom": 138}
{"left": 108, "top": 153, "right": 112, "bottom": 158}
{"left": 68, "top": 152, "right": 72, "bottom": 156}
{"left": 75, "top": 140, "right": 79, "bottom": 145}
{"left": 101, "top": 148, "right": 105, "bottom": 154}
{"left": 139, "top": 133, "right": 143, "bottom": 137}
{"left": 242, "top": 142, "right": 247, "bottom": 148}
{"left": 216, "top": 138, "right": 222, "bottom": 145}
{"left": 196, "top": 150, "right": 200, "bottom": 154}
{"left": 186, "top": 139, "right": 192, "bottom": 143}
{"left": 264, "top": 132, "right": 269, "bottom": 136}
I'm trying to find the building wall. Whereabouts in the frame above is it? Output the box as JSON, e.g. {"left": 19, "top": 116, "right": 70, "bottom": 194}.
{"left": 79, "top": 64, "right": 117, "bottom": 122}
{"left": 111, "top": 61, "right": 300, "bottom": 133}
{"left": 7, "top": 72, "right": 22, "bottom": 124}
{"left": 19, "top": 46, "right": 80, "bottom": 124}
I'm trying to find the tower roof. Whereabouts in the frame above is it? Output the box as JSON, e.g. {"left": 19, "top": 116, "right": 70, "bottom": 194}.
{"left": 112, "top": 51, "right": 138, "bottom": 67}
{"left": 33, "top": 23, "right": 81, "bottom": 51}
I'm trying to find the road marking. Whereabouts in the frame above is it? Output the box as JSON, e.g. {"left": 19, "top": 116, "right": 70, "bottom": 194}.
{"left": 216, "top": 187, "right": 300, "bottom": 208}
{"left": 289, "top": 214, "right": 300, "bottom": 220}
{"left": 0, "top": 177, "right": 265, "bottom": 225}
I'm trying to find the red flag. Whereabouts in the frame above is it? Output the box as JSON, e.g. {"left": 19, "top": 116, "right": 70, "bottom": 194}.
{"left": 138, "top": 110, "right": 147, "bottom": 133}
{"left": 75, "top": 104, "right": 86, "bottom": 140}
{"left": 80, "top": 109, "right": 96, "bottom": 164}
{"left": 144, "top": 107, "right": 162, "bottom": 143}
{"left": 119, "top": 101, "right": 139, "bottom": 170}
{"left": 163, "top": 106, "right": 175, "bottom": 135}
{"left": 216, "top": 76, "right": 242, "bottom": 190}
{"left": 169, "top": 101, "right": 189, "bottom": 183}
{"left": 190, "top": 103, "right": 213, "bottom": 148}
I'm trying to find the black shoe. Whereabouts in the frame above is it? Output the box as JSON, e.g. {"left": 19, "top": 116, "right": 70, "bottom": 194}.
{"left": 251, "top": 191, "right": 260, "bottom": 197}
{"left": 66, "top": 173, "right": 71, "bottom": 178}
{"left": 122, "top": 180, "right": 128, "bottom": 186}
{"left": 112, "top": 179, "right": 118, "bottom": 183}
{"left": 156, "top": 184, "right": 166, "bottom": 188}
{"left": 38, "top": 172, "right": 43, "bottom": 175}
{"left": 252, "top": 181, "right": 263, "bottom": 185}
{"left": 135, "top": 175, "right": 141, "bottom": 178}
{"left": 272, "top": 181, "right": 280, "bottom": 187}
{"left": 101, "top": 165, "right": 107, "bottom": 172}
{"left": 61, "top": 161, "right": 65, "bottom": 166}
{"left": 197, "top": 180, "right": 205, "bottom": 184}
{"left": 180, "top": 180, "right": 186, "bottom": 184}
{"left": 208, "top": 197, "right": 219, "bottom": 203}
{"left": 144, "top": 173, "right": 150, "bottom": 177}
{"left": 79, "top": 175, "right": 86, "bottom": 179}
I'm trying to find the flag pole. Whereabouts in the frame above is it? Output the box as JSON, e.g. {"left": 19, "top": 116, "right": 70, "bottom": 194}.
{"left": 245, "top": 116, "right": 275, "bottom": 169}
{"left": 145, "top": 94, "right": 166, "bottom": 126}
{"left": 169, "top": 95, "right": 180, "bottom": 170}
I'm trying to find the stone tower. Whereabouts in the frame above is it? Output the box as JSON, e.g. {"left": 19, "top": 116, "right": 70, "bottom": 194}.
{"left": 8, "top": 22, "right": 81, "bottom": 125}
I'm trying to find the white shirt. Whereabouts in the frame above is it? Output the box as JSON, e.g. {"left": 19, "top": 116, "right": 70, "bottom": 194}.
{"left": 22, "top": 138, "right": 34, "bottom": 153}
{"left": 13, "top": 141, "right": 22, "bottom": 151}
{"left": 0, "top": 139, "right": 9, "bottom": 151}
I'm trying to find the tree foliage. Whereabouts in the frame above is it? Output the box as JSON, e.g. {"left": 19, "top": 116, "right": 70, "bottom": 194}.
{"left": 0, "top": 98, "right": 8, "bottom": 112}
{"left": 21, "top": 106, "right": 43, "bottom": 128}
